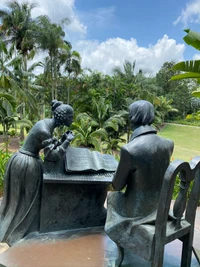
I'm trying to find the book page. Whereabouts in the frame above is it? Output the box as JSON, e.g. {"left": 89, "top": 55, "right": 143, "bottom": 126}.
{"left": 65, "top": 146, "right": 118, "bottom": 173}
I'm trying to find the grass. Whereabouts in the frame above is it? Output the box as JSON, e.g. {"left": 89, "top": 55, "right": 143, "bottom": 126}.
{"left": 158, "top": 124, "right": 200, "bottom": 162}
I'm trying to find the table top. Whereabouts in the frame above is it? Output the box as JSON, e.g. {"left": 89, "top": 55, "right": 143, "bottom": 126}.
{"left": 43, "top": 172, "right": 113, "bottom": 184}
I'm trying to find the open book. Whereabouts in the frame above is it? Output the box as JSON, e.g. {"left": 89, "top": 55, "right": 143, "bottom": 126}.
{"left": 65, "top": 146, "right": 118, "bottom": 173}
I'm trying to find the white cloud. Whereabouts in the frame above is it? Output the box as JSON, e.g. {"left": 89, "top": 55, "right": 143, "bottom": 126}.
{"left": 174, "top": 0, "right": 200, "bottom": 26}
{"left": 16, "top": 0, "right": 87, "bottom": 39}
{"left": 193, "top": 53, "right": 200, "bottom": 60}
{"left": 74, "top": 35, "right": 185, "bottom": 75}
{"left": 0, "top": 0, "right": 185, "bottom": 76}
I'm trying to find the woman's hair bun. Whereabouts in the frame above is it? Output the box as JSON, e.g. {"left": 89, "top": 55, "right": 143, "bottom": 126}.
{"left": 51, "top": 100, "right": 63, "bottom": 111}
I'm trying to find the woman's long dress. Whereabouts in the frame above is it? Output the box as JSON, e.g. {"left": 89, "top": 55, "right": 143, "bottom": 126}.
{"left": 0, "top": 150, "right": 43, "bottom": 245}
{"left": 0, "top": 119, "right": 65, "bottom": 246}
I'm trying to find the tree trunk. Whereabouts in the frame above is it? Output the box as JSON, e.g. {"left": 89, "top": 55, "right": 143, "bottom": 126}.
{"left": 67, "top": 73, "right": 71, "bottom": 104}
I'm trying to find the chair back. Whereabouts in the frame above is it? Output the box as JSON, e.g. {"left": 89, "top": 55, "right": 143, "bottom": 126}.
{"left": 155, "top": 156, "right": 200, "bottom": 238}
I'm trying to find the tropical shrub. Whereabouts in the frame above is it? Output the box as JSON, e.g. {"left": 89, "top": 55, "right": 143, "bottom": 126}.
{"left": 186, "top": 111, "right": 200, "bottom": 121}
{"left": 0, "top": 148, "right": 11, "bottom": 194}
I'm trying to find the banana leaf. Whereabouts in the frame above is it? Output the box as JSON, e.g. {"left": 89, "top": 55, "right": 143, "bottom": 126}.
{"left": 192, "top": 90, "right": 200, "bottom": 97}
{"left": 183, "top": 29, "right": 200, "bottom": 51}
{"left": 171, "top": 60, "right": 200, "bottom": 81}
{"left": 172, "top": 60, "right": 200, "bottom": 73}
{"left": 171, "top": 72, "right": 200, "bottom": 81}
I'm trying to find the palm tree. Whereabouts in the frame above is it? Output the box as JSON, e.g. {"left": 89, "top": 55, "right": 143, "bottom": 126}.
{"left": 12, "top": 55, "right": 44, "bottom": 117}
{"left": 36, "top": 15, "right": 71, "bottom": 100}
{"left": 153, "top": 96, "right": 178, "bottom": 126}
{"left": 113, "top": 60, "right": 137, "bottom": 84}
{"left": 90, "top": 97, "right": 126, "bottom": 131}
{"left": 0, "top": 38, "right": 16, "bottom": 90}
{"left": 71, "top": 113, "right": 107, "bottom": 151}
{"left": 0, "top": 1, "right": 40, "bottom": 139}
{"left": 113, "top": 60, "right": 159, "bottom": 104}
{"left": 60, "top": 47, "right": 81, "bottom": 104}
{"left": 0, "top": 1, "right": 38, "bottom": 67}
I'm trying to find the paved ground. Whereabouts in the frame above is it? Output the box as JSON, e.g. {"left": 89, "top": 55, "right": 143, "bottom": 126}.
{"left": 0, "top": 208, "right": 199, "bottom": 267}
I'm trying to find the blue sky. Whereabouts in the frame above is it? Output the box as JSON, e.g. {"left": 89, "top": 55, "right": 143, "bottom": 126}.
{"left": 74, "top": 0, "right": 199, "bottom": 60}
{"left": 2, "top": 0, "right": 200, "bottom": 75}
{"left": 76, "top": 0, "right": 184, "bottom": 44}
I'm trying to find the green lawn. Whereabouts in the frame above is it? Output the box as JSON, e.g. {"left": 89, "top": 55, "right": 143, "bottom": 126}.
{"left": 158, "top": 124, "right": 200, "bottom": 162}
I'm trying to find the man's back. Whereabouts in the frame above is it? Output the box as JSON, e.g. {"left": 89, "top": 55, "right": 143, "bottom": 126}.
{"left": 123, "top": 133, "right": 174, "bottom": 218}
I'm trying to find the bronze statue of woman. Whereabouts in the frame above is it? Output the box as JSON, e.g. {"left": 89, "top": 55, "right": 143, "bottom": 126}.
{"left": 0, "top": 100, "right": 74, "bottom": 245}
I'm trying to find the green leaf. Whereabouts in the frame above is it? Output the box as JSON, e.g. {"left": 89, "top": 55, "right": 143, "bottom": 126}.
{"left": 183, "top": 29, "right": 200, "bottom": 51}
{"left": 170, "top": 72, "right": 200, "bottom": 81}
{"left": 172, "top": 60, "right": 200, "bottom": 72}
{"left": 0, "top": 93, "right": 16, "bottom": 109}
{"left": 192, "top": 90, "right": 200, "bottom": 98}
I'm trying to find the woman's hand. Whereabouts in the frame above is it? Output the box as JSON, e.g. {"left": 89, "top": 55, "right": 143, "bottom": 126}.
{"left": 65, "top": 131, "right": 75, "bottom": 142}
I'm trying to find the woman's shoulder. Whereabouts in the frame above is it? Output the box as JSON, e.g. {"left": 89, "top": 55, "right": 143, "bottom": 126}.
{"left": 31, "top": 119, "right": 51, "bottom": 137}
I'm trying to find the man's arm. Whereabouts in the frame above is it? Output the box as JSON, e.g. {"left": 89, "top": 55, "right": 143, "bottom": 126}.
{"left": 112, "top": 146, "right": 131, "bottom": 191}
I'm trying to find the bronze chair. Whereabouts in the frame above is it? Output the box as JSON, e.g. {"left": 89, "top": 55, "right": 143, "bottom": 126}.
{"left": 116, "top": 156, "right": 200, "bottom": 267}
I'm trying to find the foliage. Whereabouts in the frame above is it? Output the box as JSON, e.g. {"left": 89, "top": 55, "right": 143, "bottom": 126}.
{"left": 0, "top": 93, "right": 16, "bottom": 141}
{"left": 113, "top": 60, "right": 137, "bottom": 84}
{"left": 0, "top": 148, "right": 11, "bottom": 193}
{"left": 0, "top": 1, "right": 38, "bottom": 55}
{"left": 153, "top": 95, "right": 178, "bottom": 125}
{"left": 166, "top": 118, "right": 200, "bottom": 126}
{"left": 156, "top": 61, "right": 194, "bottom": 119}
{"left": 156, "top": 61, "right": 179, "bottom": 94}
{"left": 172, "top": 175, "right": 195, "bottom": 203}
{"left": 171, "top": 60, "right": 200, "bottom": 81}
{"left": 35, "top": 15, "right": 81, "bottom": 101}
{"left": 102, "top": 136, "right": 126, "bottom": 154}
{"left": 0, "top": 0, "right": 194, "bottom": 144}
{"left": 71, "top": 113, "right": 107, "bottom": 151}
{"left": 192, "top": 89, "right": 200, "bottom": 98}
{"left": 170, "top": 29, "right": 200, "bottom": 101}
{"left": 185, "top": 111, "right": 200, "bottom": 122}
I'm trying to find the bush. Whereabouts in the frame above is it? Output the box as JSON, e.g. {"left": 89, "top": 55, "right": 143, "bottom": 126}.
{"left": 166, "top": 118, "right": 200, "bottom": 126}
{"left": 9, "top": 129, "right": 16, "bottom": 137}
{"left": 173, "top": 174, "right": 200, "bottom": 206}
{"left": 0, "top": 149, "right": 11, "bottom": 195}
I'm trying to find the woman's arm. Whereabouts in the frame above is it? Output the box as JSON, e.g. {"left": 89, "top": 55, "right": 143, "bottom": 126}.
{"left": 43, "top": 132, "right": 74, "bottom": 162}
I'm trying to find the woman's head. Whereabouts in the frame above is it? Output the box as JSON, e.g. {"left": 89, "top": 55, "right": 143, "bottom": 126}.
{"left": 129, "top": 100, "right": 154, "bottom": 129}
{"left": 51, "top": 100, "right": 74, "bottom": 127}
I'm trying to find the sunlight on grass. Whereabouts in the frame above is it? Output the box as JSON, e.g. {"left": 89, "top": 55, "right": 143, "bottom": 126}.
{"left": 121, "top": 124, "right": 200, "bottom": 162}
{"left": 158, "top": 124, "right": 200, "bottom": 162}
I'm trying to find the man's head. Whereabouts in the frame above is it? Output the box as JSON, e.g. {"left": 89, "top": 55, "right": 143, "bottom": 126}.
{"left": 129, "top": 100, "right": 154, "bottom": 129}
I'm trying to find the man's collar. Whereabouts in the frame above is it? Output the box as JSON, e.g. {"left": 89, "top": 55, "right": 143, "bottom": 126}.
{"left": 130, "top": 125, "right": 157, "bottom": 141}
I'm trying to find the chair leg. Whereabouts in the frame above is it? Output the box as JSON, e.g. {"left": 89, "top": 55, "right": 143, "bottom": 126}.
{"left": 115, "top": 245, "right": 124, "bottom": 267}
{"left": 192, "top": 247, "right": 200, "bottom": 266}
{"left": 181, "top": 232, "right": 193, "bottom": 267}
{"left": 151, "top": 245, "right": 165, "bottom": 267}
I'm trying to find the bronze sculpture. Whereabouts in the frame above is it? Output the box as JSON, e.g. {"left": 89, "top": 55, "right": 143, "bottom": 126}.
{"left": 0, "top": 100, "right": 74, "bottom": 246}
{"left": 105, "top": 100, "right": 174, "bottom": 252}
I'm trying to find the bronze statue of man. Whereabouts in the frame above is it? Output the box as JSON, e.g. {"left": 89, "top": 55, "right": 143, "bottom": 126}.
{"left": 105, "top": 100, "right": 174, "bottom": 248}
